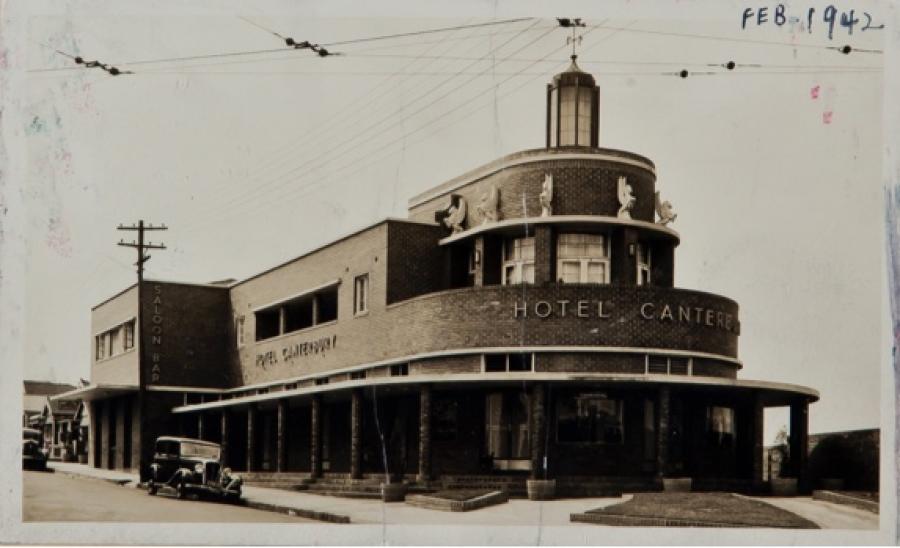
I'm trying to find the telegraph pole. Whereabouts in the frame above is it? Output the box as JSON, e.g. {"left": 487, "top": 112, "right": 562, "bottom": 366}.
{"left": 117, "top": 220, "right": 167, "bottom": 480}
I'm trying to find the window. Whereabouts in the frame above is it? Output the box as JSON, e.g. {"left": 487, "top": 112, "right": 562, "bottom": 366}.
{"left": 645, "top": 355, "right": 692, "bottom": 375}
{"left": 95, "top": 335, "right": 105, "bottom": 360}
{"left": 235, "top": 316, "right": 245, "bottom": 347}
{"left": 255, "top": 284, "right": 339, "bottom": 341}
{"left": 350, "top": 370, "right": 367, "bottom": 380}
{"left": 390, "top": 363, "right": 409, "bottom": 377}
{"left": 315, "top": 378, "right": 329, "bottom": 386}
{"left": 483, "top": 353, "right": 534, "bottom": 373}
{"left": 433, "top": 399, "right": 458, "bottom": 442}
{"left": 285, "top": 382, "right": 298, "bottom": 391}
{"left": 706, "top": 406, "right": 736, "bottom": 446}
{"left": 557, "top": 392, "right": 624, "bottom": 444}
{"left": 502, "top": 237, "right": 535, "bottom": 285}
{"left": 108, "top": 328, "right": 119, "bottom": 356}
{"left": 636, "top": 243, "right": 651, "bottom": 286}
{"left": 353, "top": 274, "right": 369, "bottom": 315}
{"left": 557, "top": 233, "right": 609, "bottom": 283}
{"left": 123, "top": 320, "right": 135, "bottom": 350}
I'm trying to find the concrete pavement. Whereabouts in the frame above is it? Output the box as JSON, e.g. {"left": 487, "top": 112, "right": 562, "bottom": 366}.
{"left": 751, "top": 497, "right": 879, "bottom": 530}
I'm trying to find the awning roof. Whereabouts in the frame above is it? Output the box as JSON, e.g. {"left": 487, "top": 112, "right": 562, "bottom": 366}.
{"left": 50, "top": 384, "right": 138, "bottom": 402}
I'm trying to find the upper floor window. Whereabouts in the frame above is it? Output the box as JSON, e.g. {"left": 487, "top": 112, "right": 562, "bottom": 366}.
{"left": 255, "top": 284, "right": 339, "bottom": 341}
{"left": 502, "top": 236, "right": 535, "bottom": 285}
{"left": 646, "top": 355, "right": 691, "bottom": 375}
{"left": 557, "top": 233, "right": 609, "bottom": 284}
{"left": 123, "top": 320, "right": 135, "bottom": 350}
{"left": 94, "top": 318, "right": 136, "bottom": 361}
{"left": 636, "top": 243, "right": 651, "bottom": 286}
{"left": 353, "top": 274, "right": 369, "bottom": 315}
{"left": 484, "top": 353, "right": 534, "bottom": 373}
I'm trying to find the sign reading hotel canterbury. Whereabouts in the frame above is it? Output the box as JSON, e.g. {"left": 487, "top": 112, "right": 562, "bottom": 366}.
{"left": 513, "top": 298, "right": 740, "bottom": 334}
{"left": 256, "top": 334, "right": 338, "bottom": 369}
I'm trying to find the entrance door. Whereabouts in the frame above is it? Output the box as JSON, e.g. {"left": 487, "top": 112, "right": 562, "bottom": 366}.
{"left": 485, "top": 391, "right": 530, "bottom": 471}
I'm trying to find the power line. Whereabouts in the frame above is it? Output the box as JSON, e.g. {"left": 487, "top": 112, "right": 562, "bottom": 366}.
{"left": 181, "top": 23, "right": 585, "bottom": 234}
{"left": 178, "top": 19, "right": 550, "bottom": 233}
{"left": 29, "top": 17, "right": 538, "bottom": 73}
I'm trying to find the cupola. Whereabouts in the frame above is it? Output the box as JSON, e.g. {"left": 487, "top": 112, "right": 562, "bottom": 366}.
{"left": 546, "top": 55, "right": 599, "bottom": 148}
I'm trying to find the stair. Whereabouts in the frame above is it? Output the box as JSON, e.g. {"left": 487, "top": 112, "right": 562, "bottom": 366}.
{"left": 437, "top": 475, "right": 528, "bottom": 497}
{"left": 555, "top": 476, "right": 659, "bottom": 497}
{"left": 241, "top": 472, "right": 312, "bottom": 490}
{"left": 303, "top": 476, "right": 385, "bottom": 499}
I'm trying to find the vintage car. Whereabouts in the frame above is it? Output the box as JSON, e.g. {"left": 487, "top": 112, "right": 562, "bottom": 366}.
{"left": 147, "top": 436, "right": 241, "bottom": 501}
{"left": 22, "top": 427, "right": 48, "bottom": 471}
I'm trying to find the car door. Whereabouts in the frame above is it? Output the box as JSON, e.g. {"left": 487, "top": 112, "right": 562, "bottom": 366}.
{"left": 154, "top": 440, "right": 179, "bottom": 483}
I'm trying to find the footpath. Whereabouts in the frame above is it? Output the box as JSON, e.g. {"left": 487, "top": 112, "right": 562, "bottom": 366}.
{"left": 46, "top": 461, "right": 621, "bottom": 525}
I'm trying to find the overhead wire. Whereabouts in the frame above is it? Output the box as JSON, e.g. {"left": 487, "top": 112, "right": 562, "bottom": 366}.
{"left": 178, "top": 19, "right": 551, "bottom": 234}
{"left": 180, "top": 21, "right": 584, "bottom": 234}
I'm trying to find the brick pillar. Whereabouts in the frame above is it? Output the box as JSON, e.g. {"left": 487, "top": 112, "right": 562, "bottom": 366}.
{"left": 220, "top": 410, "right": 229, "bottom": 468}
{"left": 790, "top": 400, "right": 810, "bottom": 492}
{"left": 310, "top": 396, "right": 322, "bottom": 478}
{"left": 417, "top": 385, "right": 432, "bottom": 482}
{"left": 246, "top": 405, "right": 256, "bottom": 472}
{"left": 473, "top": 237, "right": 485, "bottom": 287}
{"left": 530, "top": 383, "right": 548, "bottom": 479}
{"left": 533, "top": 225, "right": 554, "bottom": 285}
{"left": 656, "top": 387, "right": 670, "bottom": 478}
{"left": 102, "top": 402, "right": 112, "bottom": 469}
{"left": 88, "top": 401, "right": 98, "bottom": 468}
{"left": 751, "top": 397, "right": 764, "bottom": 488}
{"left": 276, "top": 400, "right": 286, "bottom": 473}
{"left": 113, "top": 403, "right": 123, "bottom": 469}
{"left": 197, "top": 414, "right": 205, "bottom": 441}
{"left": 350, "top": 389, "right": 362, "bottom": 480}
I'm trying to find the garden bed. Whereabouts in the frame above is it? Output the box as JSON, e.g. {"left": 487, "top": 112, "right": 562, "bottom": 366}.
{"left": 571, "top": 493, "right": 818, "bottom": 528}
{"left": 406, "top": 489, "right": 508, "bottom": 512}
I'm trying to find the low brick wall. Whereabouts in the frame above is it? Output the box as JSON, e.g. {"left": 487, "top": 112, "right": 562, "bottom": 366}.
{"left": 405, "top": 490, "right": 509, "bottom": 512}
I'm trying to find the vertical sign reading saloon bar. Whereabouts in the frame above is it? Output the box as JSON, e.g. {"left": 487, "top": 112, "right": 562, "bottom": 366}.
{"left": 149, "top": 284, "right": 163, "bottom": 383}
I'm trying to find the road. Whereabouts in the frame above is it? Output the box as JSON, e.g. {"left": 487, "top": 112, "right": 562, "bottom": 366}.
{"left": 23, "top": 471, "right": 307, "bottom": 522}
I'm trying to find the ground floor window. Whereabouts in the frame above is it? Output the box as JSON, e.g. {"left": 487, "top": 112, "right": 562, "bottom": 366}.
{"left": 706, "top": 406, "right": 736, "bottom": 447}
{"left": 485, "top": 392, "right": 530, "bottom": 460}
{"left": 557, "top": 392, "right": 625, "bottom": 444}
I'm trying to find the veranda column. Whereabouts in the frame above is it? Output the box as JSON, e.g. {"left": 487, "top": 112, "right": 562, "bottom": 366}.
{"left": 350, "top": 389, "right": 362, "bottom": 480}
{"left": 246, "top": 405, "right": 256, "bottom": 472}
{"left": 751, "top": 396, "right": 764, "bottom": 489}
{"left": 197, "top": 413, "right": 204, "bottom": 441}
{"left": 276, "top": 399, "right": 287, "bottom": 473}
{"left": 417, "top": 385, "right": 432, "bottom": 482}
{"left": 310, "top": 396, "right": 322, "bottom": 478}
{"left": 656, "top": 387, "right": 671, "bottom": 478}
{"left": 220, "top": 410, "right": 229, "bottom": 468}
{"left": 790, "top": 399, "right": 810, "bottom": 492}
{"left": 530, "top": 383, "right": 548, "bottom": 479}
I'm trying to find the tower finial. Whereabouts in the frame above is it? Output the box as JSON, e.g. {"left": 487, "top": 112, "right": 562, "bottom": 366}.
{"left": 560, "top": 17, "right": 586, "bottom": 58}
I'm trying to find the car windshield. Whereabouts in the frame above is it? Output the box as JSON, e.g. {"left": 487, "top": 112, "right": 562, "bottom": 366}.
{"left": 180, "top": 441, "right": 220, "bottom": 460}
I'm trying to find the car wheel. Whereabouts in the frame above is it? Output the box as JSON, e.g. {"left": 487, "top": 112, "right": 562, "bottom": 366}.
{"left": 175, "top": 481, "right": 186, "bottom": 500}
{"left": 147, "top": 480, "right": 157, "bottom": 495}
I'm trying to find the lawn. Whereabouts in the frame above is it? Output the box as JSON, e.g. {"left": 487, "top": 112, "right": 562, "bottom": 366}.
{"left": 586, "top": 493, "right": 818, "bottom": 528}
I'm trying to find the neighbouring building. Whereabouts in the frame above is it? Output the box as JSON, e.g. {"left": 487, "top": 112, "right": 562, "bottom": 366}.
{"left": 54, "top": 55, "right": 819, "bottom": 495}
{"left": 23, "top": 380, "right": 76, "bottom": 428}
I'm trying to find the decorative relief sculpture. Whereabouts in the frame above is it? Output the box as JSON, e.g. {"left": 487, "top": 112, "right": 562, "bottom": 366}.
{"left": 654, "top": 191, "right": 677, "bottom": 226}
{"left": 617, "top": 176, "right": 635, "bottom": 220}
{"left": 539, "top": 174, "right": 553, "bottom": 217}
{"left": 440, "top": 194, "right": 467, "bottom": 233}
{"left": 476, "top": 185, "right": 500, "bottom": 225}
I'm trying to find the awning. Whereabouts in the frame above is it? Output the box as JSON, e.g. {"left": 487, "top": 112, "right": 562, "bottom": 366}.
{"left": 50, "top": 384, "right": 138, "bottom": 402}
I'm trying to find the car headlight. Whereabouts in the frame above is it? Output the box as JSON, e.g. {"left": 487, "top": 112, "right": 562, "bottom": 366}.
{"left": 222, "top": 467, "right": 232, "bottom": 477}
{"left": 194, "top": 463, "right": 204, "bottom": 474}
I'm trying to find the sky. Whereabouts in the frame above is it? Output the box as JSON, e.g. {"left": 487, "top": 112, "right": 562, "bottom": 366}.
{"left": 6, "top": 1, "right": 890, "bottom": 443}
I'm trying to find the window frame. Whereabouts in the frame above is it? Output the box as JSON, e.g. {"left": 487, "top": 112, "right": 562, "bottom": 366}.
{"left": 556, "top": 233, "right": 611, "bottom": 284}
{"left": 235, "top": 316, "right": 245, "bottom": 348}
{"left": 645, "top": 355, "right": 693, "bottom": 375}
{"left": 555, "top": 392, "right": 626, "bottom": 445}
{"left": 253, "top": 282, "right": 341, "bottom": 342}
{"left": 353, "top": 274, "right": 369, "bottom": 316}
{"left": 636, "top": 243, "right": 652, "bottom": 286}
{"left": 501, "top": 237, "right": 536, "bottom": 286}
{"left": 482, "top": 353, "right": 535, "bottom": 373}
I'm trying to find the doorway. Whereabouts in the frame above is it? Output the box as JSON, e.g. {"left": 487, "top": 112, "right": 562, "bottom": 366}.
{"left": 484, "top": 391, "right": 530, "bottom": 471}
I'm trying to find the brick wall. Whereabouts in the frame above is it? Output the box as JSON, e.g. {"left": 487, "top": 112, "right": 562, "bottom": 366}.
{"left": 408, "top": 154, "right": 657, "bottom": 226}
{"left": 386, "top": 221, "right": 446, "bottom": 304}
